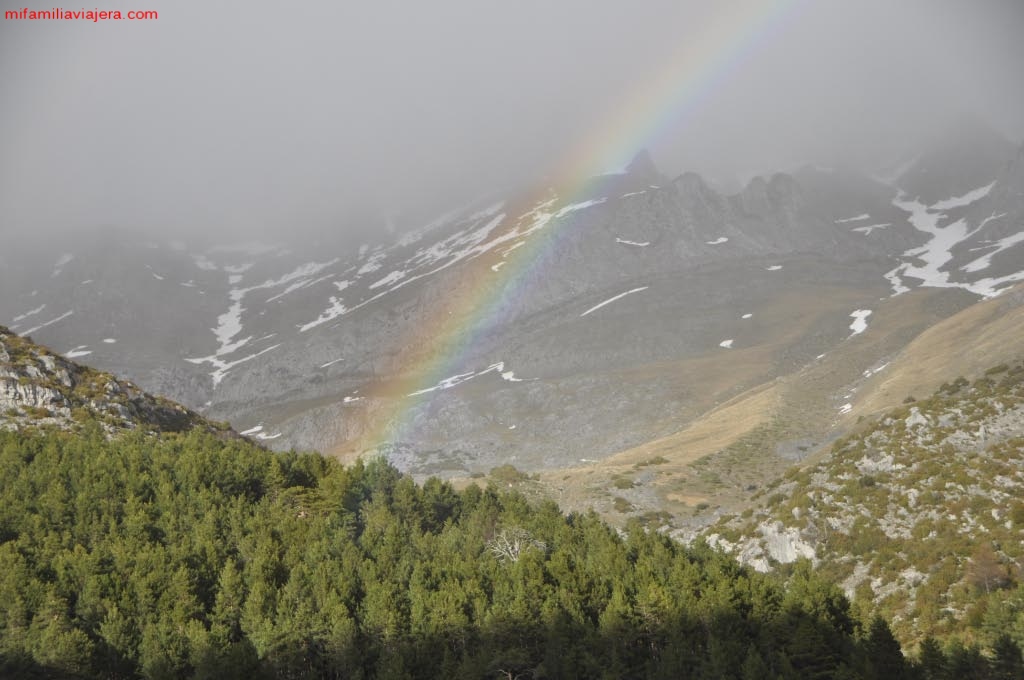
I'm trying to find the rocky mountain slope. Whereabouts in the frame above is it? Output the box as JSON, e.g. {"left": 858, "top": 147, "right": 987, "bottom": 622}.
{"left": 701, "top": 357, "right": 1024, "bottom": 646}
{"left": 1, "top": 120, "right": 1022, "bottom": 484}
{"left": 0, "top": 326, "right": 232, "bottom": 438}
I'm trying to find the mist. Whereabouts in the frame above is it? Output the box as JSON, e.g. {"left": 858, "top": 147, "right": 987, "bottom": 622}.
{"left": 1, "top": 0, "right": 1022, "bottom": 242}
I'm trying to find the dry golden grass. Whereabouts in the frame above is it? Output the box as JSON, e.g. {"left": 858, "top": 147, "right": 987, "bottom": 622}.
{"left": 854, "top": 283, "right": 1024, "bottom": 418}
{"left": 536, "top": 381, "right": 780, "bottom": 516}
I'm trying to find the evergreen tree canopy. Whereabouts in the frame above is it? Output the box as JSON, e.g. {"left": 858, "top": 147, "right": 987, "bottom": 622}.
{"left": 0, "top": 423, "right": 1002, "bottom": 679}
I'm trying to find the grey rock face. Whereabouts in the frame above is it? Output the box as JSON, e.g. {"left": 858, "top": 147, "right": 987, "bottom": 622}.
{"left": 2, "top": 132, "right": 1022, "bottom": 474}
{"left": 0, "top": 378, "right": 68, "bottom": 413}
{"left": 0, "top": 326, "right": 227, "bottom": 437}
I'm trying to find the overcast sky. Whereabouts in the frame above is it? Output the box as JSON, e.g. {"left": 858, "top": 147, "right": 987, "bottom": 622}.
{"left": 1, "top": 0, "right": 1022, "bottom": 239}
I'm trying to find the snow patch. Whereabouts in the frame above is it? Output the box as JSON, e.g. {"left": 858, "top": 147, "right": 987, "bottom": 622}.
{"left": 835, "top": 213, "right": 870, "bottom": 223}
{"left": 65, "top": 346, "right": 91, "bottom": 358}
{"left": 299, "top": 297, "right": 349, "bottom": 332}
{"left": 320, "top": 357, "right": 344, "bottom": 369}
{"left": 554, "top": 198, "right": 606, "bottom": 218}
{"left": 706, "top": 237, "right": 729, "bottom": 245}
{"left": 239, "top": 423, "right": 283, "bottom": 440}
{"left": 52, "top": 254, "right": 74, "bottom": 277}
{"left": 765, "top": 265, "right": 783, "bottom": 271}
{"left": 931, "top": 181, "right": 996, "bottom": 210}
{"left": 885, "top": 194, "right": 1024, "bottom": 297}
{"left": 369, "top": 270, "right": 406, "bottom": 290}
{"left": 22, "top": 310, "right": 73, "bottom": 335}
{"left": 186, "top": 343, "right": 281, "bottom": 387}
{"left": 719, "top": 339, "right": 734, "bottom": 349}
{"left": 409, "top": 361, "right": 525, "bottom": 396}
{"left": 741, "top": 313, "right": 753, "bottom": 319}
{"left": 396, "top": 199, "right": 499, "bottom": 247}
{"left": 256, "top": 432, "right": 283, "bottom": 441}
{"left": 851, "top": 223, "right": 891, "bottom": 235}
{"left": 961, "top": 218, "right": 1019, "bottom": 273}
{"left": 300, "top": 209, "right": 538, "bottom": 331}
{"left": 12, "top": 304, "right": 46, "bottom": 323}
{"left": 357, "top": 251, "right": 386, "bottom": 275}
{"left": 848, "top": 309, "right": 872, "bottom": 336}
{"left": 189, "top": 260, "right": 338, "bottom": 384}
{"left": 884, "top": 265, "right": 910, "bottom": 295}
{"left": 580, "top": 287, "right": 649, "bottom": 317}
{"left": 265, "top": 276, "right": 326, "bottom": 303}
{"left": 864, "top": 360, "right": 888, "bottom": 376}
{"left": 615, "top": 238, "right": 650, "bottom": 247}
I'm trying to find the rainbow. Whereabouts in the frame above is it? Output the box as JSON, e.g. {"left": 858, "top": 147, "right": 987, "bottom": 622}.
{"left": 340, "top": 0, "right": 801, "bottom": 457}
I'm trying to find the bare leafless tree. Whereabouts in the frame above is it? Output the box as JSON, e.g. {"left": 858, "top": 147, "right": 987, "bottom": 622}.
{"left": 486, "top": 527, "right": 546, "bottom": 564}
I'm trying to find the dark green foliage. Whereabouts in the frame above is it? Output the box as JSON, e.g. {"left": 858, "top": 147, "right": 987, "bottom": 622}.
{"left": 864, "top": 616, "right": 907, "bottom": 680}
{"left": 916, "top": 637, "right": 946, "bottom": 680}
{"left": 0, "top": 423, "right": 937, "bottom": 678}
{"left": 990, "top": 634, "right": 1024, "bottom": 680}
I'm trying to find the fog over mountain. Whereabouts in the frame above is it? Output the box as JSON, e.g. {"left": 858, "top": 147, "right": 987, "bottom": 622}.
{"left": 1, "top": 0, "right": 1023, "bottom": 240}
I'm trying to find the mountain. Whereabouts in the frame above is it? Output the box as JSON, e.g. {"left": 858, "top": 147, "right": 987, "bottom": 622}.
{"left": 1, "top": 119, "right": 1022, "bottom": 484}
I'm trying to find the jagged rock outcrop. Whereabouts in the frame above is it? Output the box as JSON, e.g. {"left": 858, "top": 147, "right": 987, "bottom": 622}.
{"left": 0, "top": 325, "right": 235, "bottom": 437}
{"left": 624, "top": 148, "right": 662, "bottom": 185}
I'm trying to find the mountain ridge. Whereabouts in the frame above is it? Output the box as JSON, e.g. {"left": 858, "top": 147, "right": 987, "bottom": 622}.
{"left": 0, "top": 325, "right": 240, "bottom": 440}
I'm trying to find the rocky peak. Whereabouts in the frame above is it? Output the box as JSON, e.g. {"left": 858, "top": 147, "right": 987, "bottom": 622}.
{"left": 672, "top": 171, "right": 713, "bottom": 196}
{"left": 767, "top": 173, "right": 804, "bottom": 211}
{"left": 625, "top": 149, "right": 661, "bottom": 184}
{"left": 738, "top": 176, "right": 771, "bottom": 215}
{"left": 572, "top": 149, "right": 664, "bottom": 202}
